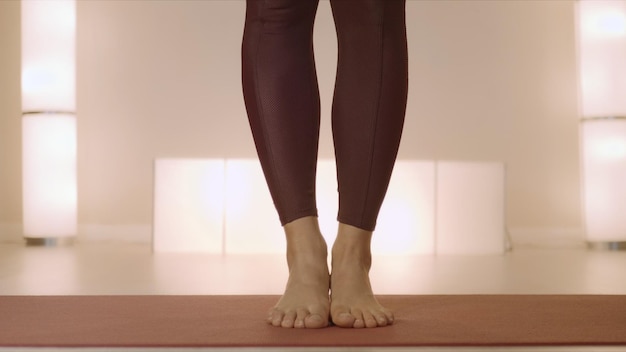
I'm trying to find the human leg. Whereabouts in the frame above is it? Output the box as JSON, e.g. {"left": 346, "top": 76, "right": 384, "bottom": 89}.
{"left": 329, "top": 0, "right": 408, "bottom": 328}
{"left": 242, "top": 0, "right": 321, "bottom": 225}
{"left": 241, "top": 0, "right": 329, "bottom": 329}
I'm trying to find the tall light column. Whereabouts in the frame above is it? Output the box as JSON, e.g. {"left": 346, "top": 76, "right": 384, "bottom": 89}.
{"left": 577, "top": 0, "right": 626, "bottom": 249}
{"left": 21, "top": 0, "right": 77, "bottom": 246}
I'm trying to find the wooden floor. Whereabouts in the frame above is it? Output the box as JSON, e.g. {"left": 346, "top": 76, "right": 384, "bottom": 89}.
{"left": 1, "top": 242, "right": 626, "bottom": 352}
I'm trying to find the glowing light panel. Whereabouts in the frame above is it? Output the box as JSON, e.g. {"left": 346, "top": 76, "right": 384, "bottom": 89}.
{"left": 224, "top": 159, "right": 284, "bottom": 254}
{"left": 151, "top": 159, "right": 506, "bottom": 255}
{"left": 21, "top": 0, "right": 76, "bottom": 112}
{"left": 22, "top": 113, "right": 77, "bottom": 237}
{"left": 577, "top": 0, "right": 626, "bottom": 117}
{"left": 374, "top": 161, "right": 435, "bottom": 255}
{"left": 582, "top": 120, "right": 626, "bottom": 242}
{"left": 153, "top": 159, "right": 225, "bottom": 253}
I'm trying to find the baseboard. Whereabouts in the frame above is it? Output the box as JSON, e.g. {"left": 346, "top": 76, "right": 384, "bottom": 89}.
{"left": 77, "top": 224, "right": 152, "bottom": 244}
{"left": 2, "top": 223, "right": 587, "bottom": 249}
{"left": 0, "top": 223, "right": 152, "bottom": 245}
{"left": 79, "top": 225, "right": 587, "bottom": 249}
{"left": 507, "top": 227, "right": 587, "bottom": 249}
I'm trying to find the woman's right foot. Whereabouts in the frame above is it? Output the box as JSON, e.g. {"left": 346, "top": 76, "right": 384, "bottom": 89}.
{"left": 267, "top": 216, "right": 330, "bottom": 328}
{"left": 330, "top": 223, "right": 394, "bottom": 328}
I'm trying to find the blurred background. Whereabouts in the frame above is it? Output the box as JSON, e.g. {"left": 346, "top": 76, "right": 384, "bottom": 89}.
{"left": 0, "top": 0, "right": 581, "bottom": 247}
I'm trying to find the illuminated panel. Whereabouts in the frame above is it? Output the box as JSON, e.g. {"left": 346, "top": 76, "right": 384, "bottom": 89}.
{"left": 153, "top": 159, "right": 225, "bottom": 253}
{"left": 22, "top": 113, "right": 77, "bottom": 238}
{"left": 151, "top": 158, "right": 506, "bottom": 255}
{"left": 582, "top": 119, "right": 626, "bottom": 242}
{"left": 373, "top": 161, "right": 435, "bottom": 255}
{"left": 21, "top": 0, "right": 76, "bottom": 112}
{"left": 577, "top": 0, "right": 626, "bottom": 117}
{"left": 224, "top": 159, "right": 284, "bottom": 254}
{"left": 317, "top": 160, "right": 435, "bottom": 254}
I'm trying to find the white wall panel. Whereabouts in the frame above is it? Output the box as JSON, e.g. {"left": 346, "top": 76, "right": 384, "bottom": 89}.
{"left": 436, "top": 161, "right": 506, "bottom": 255}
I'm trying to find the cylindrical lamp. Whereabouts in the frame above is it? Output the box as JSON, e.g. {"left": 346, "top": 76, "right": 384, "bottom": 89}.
{"left": 577, "top": 0, "right": 626, "bottom": 248}
{"left": 21, "top": 0, "right": 77, "bottom": 246}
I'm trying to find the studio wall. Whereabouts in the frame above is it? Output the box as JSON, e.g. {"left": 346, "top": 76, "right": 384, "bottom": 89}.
{"left": 0, "top": 0, "right": 582, "bottom": 246}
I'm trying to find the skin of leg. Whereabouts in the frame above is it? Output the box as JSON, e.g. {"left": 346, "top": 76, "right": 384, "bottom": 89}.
{"left": 267, "top": 216, "right": 330, "bottom": 328}
{"left": 330, "top": 223, "right": 394, "bottom": 328}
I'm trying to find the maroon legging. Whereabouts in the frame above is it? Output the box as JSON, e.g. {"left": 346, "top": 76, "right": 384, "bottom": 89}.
{"left": 242, "top": 0, "right": 408, "bottom": 231}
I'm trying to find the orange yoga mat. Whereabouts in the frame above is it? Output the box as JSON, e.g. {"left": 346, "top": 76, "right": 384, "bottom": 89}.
{"left": 1, "top": 295, "right": 626, "bottom": 347}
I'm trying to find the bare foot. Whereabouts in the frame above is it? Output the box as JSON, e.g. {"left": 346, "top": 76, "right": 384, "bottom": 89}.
{"left": 330, "top": 223, "right": 393, "bottom": 328}
{"left": 267, "top": 216, "right": 330, "bottom": 328}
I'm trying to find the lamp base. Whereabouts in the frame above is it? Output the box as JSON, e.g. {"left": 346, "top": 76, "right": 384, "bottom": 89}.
{"left": 25, "top": 237, "right": 75, "bottom": 247}
{"left": 587, "top": 241, "right": 626, "bottom": 251}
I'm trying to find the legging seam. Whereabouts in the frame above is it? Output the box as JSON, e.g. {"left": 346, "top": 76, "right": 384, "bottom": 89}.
{"left": 254, "top": 3, "right": 285, "bottom": 221}
{"left": 360, "top": 10, "right": 386, "bottom": 228}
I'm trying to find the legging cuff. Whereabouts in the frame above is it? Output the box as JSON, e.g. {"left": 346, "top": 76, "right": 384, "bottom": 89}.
{"left": 337, "top": 215, "right": 376, "bottom": 232}
{"left": 280, "top": 209, "right": 319, "bottom": 227}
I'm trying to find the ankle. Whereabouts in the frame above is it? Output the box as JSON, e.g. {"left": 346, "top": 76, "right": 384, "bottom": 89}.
{"left": 332, "top": 223, "right": 373, "bottom": 269}
{"left": 283, "top": 216, "right": 328, "bottom": 268}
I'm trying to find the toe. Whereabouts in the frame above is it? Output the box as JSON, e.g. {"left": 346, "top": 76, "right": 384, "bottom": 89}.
{"left": 331, "top": 305, "right": 356, "bottom": 328}
{"left": 383, "top": 308, "right": 394, "bottom": 324}
{"left": 306, "top": 303, "right": 329, "bottom": 328}
{"left": 266, "top": 311, "right": 273, "bottom": 325}
{"left": 362, "top": 310, "right": 378, "bottom": 328}
{"left": 372, "top": 311, "right": 388, "bottom": 327}
{"left": 281, "top": 311, "right": 296, "bottom": 328}
{"left": 294, "top": 308, "right": 308, "bottom": 329}
{"left": 351, "top": 308, "right": 365, "bottom": 329}
{"left": 271, "top": 310, "right": 285, "bottom": 327}
{"left": 304, "top": 313, "right": 328, "bottom": 328}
